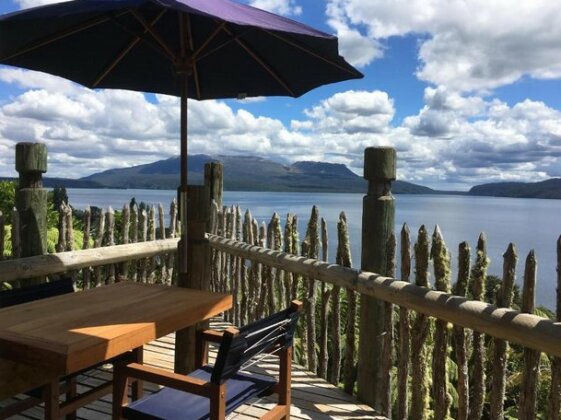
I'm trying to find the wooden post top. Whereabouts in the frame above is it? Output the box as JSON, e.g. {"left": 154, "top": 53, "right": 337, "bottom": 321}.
{"left": 15, "top": 143, "right": 47, "bottom": 174}
{"left": 363, "top": 147, "right": 396, "bottom": 182}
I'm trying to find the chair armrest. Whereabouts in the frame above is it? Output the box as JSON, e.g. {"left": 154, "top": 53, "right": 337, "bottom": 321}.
{"left": 195, "top": 329, "right": 225, "bottom": 368}
{"left": 197, "top": 329, "right": 225, "bottom": 344}
{"left": 120, "top": 363, "right": 212, "bottom": 398}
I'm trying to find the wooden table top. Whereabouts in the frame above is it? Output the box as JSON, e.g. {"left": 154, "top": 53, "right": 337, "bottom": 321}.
{"left": 0, "top": 282, "right": 232, "bottom": 375}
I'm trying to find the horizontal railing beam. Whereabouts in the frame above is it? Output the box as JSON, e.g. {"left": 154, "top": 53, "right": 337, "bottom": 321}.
{"left": 1, "top": 238, "right": 179, "bottom": 283}
{"left": 207, "top": 233, "right": 561, "bottom": 358}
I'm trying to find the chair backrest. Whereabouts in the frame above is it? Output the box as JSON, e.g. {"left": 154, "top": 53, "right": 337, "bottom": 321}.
{"left": 0, "top": 278, "right": 74, "bottom": 308}
{"left": 211, "top": 300, "right": 302, "bottom": 384}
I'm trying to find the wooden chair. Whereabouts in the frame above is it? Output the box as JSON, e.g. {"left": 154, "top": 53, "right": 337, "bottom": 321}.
{"left": 113, "top": 300, "right": 303, "bottom": 420}
{"left": 0, "top": 278, "right": 139, "bottom": 420}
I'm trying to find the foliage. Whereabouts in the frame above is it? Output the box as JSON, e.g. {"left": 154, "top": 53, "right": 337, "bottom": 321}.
{"left": 0, "top": 181, "right": 16, "bottom": 219}
{"left": 46, "top": 227, "right": 86, "bottom": 253}
{"left": 51, "top": 186, "right": 68, "bottom": 211}
{"left": 485, "top": 274, "right": 521, "bottom": 308}
{"left": 3, "top": 224, "right": 11, "bottom": 257}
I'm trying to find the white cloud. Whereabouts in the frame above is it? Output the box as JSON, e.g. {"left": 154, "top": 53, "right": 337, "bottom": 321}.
{"left": 0, "top": 68, "right": 79, "bottom": 95}
{"left": 236, "top": 96, "right": 266, "bottom": 104}
{"left": 304, "top": 90, "right": 394, "bottom": 134}
{"left": 1, "top": 69, "right": 561, "bottom": 190}
{"left": 327, "top": 0, "right": 561, "bottom": 91}
{"left": 396, "top": 90, "right": 561, "bottom": 188}
{"left": 248, "top": 0, "right": 302, "bottom": 16}
{"left": 326, "top": 0, "right": 382, "bottom": 67}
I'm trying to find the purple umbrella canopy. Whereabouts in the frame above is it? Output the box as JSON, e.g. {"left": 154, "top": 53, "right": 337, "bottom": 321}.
{"left": 0, "top": 0, "right": 362, "bottom": 279}
{"left": 0, "top": 0, "right": 361, "bottom": 99}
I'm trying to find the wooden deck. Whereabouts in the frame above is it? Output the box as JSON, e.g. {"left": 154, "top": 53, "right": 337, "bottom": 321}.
{"left": 3, "top": 320, "right": 383, "bottom": 419}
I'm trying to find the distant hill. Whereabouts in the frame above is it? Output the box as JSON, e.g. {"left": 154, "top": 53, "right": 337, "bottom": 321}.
{"left": 80, "top": 155, "right": 435, "bottom": 194}
{"left": 469, "top": 179, "right": 561, "bottom": 199}
{"left": 6, "top": 155, "right": 561, "bottom": 198}
{"left": 0, "top": 177, "right": 102, "bottom": 188}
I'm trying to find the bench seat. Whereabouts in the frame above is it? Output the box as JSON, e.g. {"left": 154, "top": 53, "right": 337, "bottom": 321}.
{"left": 123, "top": 365, "right": 276, "bottom": 420}
{"left": 0, "top": 359, "right": 58, "bottom": 401}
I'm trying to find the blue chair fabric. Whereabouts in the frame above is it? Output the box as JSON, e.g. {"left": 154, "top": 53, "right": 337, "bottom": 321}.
{"left": 0, "top": 277, "right": 74, "bottom": 308}
{"left": 118, "top": 301, "right": 303, "bottom": 420}
{"left": 123, "top": 365, "right": 276, "bottom": 420}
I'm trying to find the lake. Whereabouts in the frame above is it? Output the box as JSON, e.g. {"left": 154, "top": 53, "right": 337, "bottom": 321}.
{"left": 66, "top": 188, "right": 561, "bottom": 309}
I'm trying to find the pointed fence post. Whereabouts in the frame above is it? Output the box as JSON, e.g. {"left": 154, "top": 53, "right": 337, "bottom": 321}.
{"left": 205, "top": 162, "right": 223, "bottom": 209}
{"left": 175, "top": 184, "right": 211, "bottom": 374}
{"left": 15, "top": 142, "right": 48, "bottom": 285}
{"left": 357, "top": 147, "right": 396, "bottom": 410}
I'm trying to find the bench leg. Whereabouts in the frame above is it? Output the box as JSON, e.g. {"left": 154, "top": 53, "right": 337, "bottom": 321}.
{"left": 65, "top": 377, "right": 77, "bottom": 420}
{"left": 210, "top": 383, "right": 226, "bottom": 420}
{"left": 44, "top": 378, "right": 61, "bottom": 420}
{"left": 131, "top": 346, "right": 143, "bottom": 400}
{"left": 279, "top": 347, "right": 292, "bottom": 419}
{"left": 112, "top": 361, "right": 129, "bottom": 420}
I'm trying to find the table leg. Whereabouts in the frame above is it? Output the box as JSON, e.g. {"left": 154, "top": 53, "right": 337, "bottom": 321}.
{"left": 131, "top": 347, "right": 144, "bottom": 400}
{"left": 44, "top": 378, "right": 60, "bottom": 420}
{"left": 112, "top": 360, "right": 129, "bottom": 420}
{"left": 65, "top": 377, "right": 77, "bottom": 420}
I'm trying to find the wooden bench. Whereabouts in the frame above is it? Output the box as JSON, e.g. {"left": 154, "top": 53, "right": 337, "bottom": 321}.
{"left": 113, "top": 300, "right": 303, "bottom": 420}
{"left": 0, "top": 279, "right": 137, "bottom": 419}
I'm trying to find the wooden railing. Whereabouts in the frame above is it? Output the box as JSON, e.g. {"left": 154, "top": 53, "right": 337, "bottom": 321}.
{"left": 207, "top": 228, "right": 561, "bottom": 419}
{"left": 3, "top": 149, "right": 561, "bottom": 418}
{"left": 2, "top": 198, "right": 180, "bottom": 289}
{"left": 206, "top": 166, "right": 561, "bottom": 420}
{"left": 1, "top": 238, "right": 179, "bottom": 283}
{"left": 207, "top": 232, "right": 561, "bottom": 357}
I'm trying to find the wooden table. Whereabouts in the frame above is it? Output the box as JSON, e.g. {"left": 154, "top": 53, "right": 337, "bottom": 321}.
{"left": 0, "top": 282, "right": 232, "bottom": 418}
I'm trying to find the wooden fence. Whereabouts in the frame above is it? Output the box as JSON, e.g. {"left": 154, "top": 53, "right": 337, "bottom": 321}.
{"left": 2, "top": 149, "right": 561, "bottom": 418}
{"left": 3, "top": 195, "right": 561, "bottom": 418}
{"left": 207, "top": 205, "right": 561, "bottom": 419}
{"left": 1, "top": 200, "right": 179, "bottom": 289}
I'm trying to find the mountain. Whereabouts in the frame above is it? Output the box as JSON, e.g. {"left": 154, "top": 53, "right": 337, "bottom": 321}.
{"left": 80, "top": 154, "right": 435, "bottom": 194}
{"left": 6, "top": 155, "right": 561, "bottom": 198}
{"left": 0, "top": 177, "right": 102, "bottom": 188}
{"left": 469, "top": 179, "right": 561, "bottom": 199}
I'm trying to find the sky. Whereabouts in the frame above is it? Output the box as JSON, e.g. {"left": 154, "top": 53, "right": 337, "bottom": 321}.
{"left": 0, "top": 0, "right": 560, "bottom": 191}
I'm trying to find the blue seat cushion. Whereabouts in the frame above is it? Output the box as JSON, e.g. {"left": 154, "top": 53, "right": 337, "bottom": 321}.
{"left": 123, "top": 365, "right": 277, "bottom": 420}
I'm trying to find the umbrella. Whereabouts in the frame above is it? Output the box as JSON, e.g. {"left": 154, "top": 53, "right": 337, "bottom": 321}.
{"left": 0, "top": 0, "right": 362, "bottom": 281}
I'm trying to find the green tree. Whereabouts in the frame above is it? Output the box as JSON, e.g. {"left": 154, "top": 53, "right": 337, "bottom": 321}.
{"left": 0, "top": 181, "right": 16, "bottom": 218}
{"left": 52, "top": 186, "right": 68, "bottom": 211}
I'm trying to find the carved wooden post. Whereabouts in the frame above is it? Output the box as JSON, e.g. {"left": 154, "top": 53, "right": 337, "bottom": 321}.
{"left": 15, "top": 143, "right": 48, "bottom": 284}
{"left": 205, "top": 162, "right": 223, "bottom": 208}
{"left": 357, "top": 147, "right": 396, "bottom": 410}
{"left": 175, "top": 185, "right": 211, "bottom": 374}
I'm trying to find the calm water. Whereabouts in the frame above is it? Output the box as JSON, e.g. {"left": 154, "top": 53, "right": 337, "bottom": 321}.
{"left": 66, "top": 189, "right": 561, "bottom": 309}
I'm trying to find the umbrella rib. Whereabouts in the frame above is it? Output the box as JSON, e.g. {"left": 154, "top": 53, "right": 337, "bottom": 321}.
{"left": 0, "top": 11, "right": 129, "bottom": 62}
{"left": 222, "top": 26, "right": 295, "bottom": 97}
{"left": 262, "top": 29, "right": 362, "bottom": 77}
{"left": 130, "top": 9, "right": 177, "bottom": 62}
{"left": 192, "top": 22, "right": 226, "bottom": 60}
{"left": 92, "top": 9, "right": 167, "bottom": 88}
{"left": 192, "top": 64, "right": 201, "bottom": 100}
{"left": 185, "top": 14, "right": 201, "bottom": 100}
{"left": 195, "top": 28, "right": 250, "bottom": 62}
{"left": 185, "top": 14, "right": 195, "bottom": 52}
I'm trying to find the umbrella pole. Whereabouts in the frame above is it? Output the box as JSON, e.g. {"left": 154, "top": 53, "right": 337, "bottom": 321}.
{"left": 178, "top": 72, "right": 189, "bottom": 284}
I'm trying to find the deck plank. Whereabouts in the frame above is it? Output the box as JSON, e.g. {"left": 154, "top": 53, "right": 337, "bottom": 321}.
{"left": 4, "top": 320, "right": 384, "bottom": 419}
